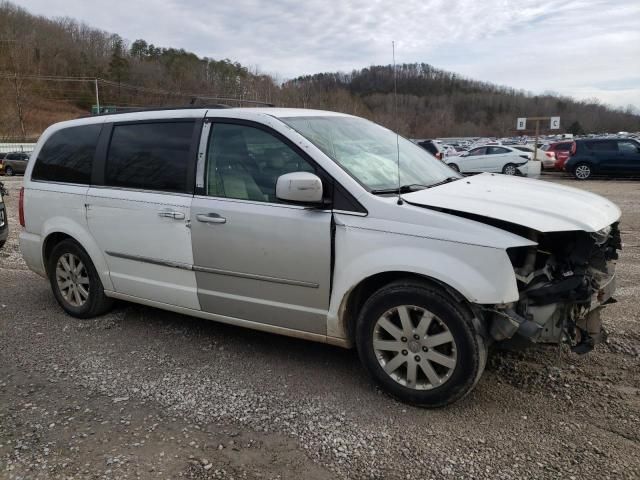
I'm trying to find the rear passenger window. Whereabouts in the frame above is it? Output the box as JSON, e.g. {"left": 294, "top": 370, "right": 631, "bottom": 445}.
{"left": 32, "top": 124, "right": 101, "bottom": 184}
{"left": 585, "top": 141, "right": 618, "bottom": 152}
{"left": 106, "top": 122, "right": 194, "bottom": 193}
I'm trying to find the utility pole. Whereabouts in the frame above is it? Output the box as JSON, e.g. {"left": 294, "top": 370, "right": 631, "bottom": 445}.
{"left": 94, "top": 78, "right": 100, "bottom": 113}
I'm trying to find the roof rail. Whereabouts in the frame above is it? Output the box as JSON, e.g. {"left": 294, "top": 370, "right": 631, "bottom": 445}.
{"left": 84, "top": 100, "right": 275, "bottom": 118}
{"left": 85, "top": 104, "right": 231, "bottom": 118}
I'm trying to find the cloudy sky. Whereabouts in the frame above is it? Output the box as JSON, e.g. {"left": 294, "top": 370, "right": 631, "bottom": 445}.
{"left": 19, "top": 0, "right": 640, "bottom": 110}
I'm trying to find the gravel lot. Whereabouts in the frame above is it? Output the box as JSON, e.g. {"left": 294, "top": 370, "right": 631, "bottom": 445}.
{"left": 1, "top": 174, "right": 639, "bottom": 479}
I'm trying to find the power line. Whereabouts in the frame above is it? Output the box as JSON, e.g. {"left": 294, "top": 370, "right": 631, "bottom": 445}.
{"left": 0, "top": 72, "right": 274, "bottom": 106}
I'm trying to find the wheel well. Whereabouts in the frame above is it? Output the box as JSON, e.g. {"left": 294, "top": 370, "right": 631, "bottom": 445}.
{"left": 43, "top": 232, "right": 73, "bottom": 272}
{"left": 342, "top": 272, "right": 470, "bottom": 343}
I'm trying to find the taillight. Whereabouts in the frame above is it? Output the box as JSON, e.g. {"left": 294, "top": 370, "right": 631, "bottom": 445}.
{"left": 19, "top": 187, "right": 25, "bottom": 227}
{"left": 545, "top": 152, "right": 555, "bottom": 159}
{"left": 436, "top": 152, "right": 443, "bottom": 160}
{"left": 570, "top": 142, "right": 577, "bottom": 156}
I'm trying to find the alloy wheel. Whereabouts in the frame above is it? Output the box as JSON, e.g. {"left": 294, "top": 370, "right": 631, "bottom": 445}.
{"left": 373, "top": 305, "right": 457, "bottom": 390}
{"left": 503, "top": 165, "right": 517, "bottom": 175}
{"left": 575, "top": 164, "right": 591, "bottom": 180}
{"left": 56, "top": 253, "right": 90, "bottom": 307}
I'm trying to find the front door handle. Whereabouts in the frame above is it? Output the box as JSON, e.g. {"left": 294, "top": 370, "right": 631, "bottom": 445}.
{"left": 158, "top": 209, "right": 185, "bottom": 220}
{"left": 196, "top": 213, "right": 227, "bottom": 224}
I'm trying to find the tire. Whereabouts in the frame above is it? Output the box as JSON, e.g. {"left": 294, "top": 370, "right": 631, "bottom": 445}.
{"left": 356, "top": 280, "right": 486, "bottom": 407}
{"left": 47, "top": 239, "right": 113, "bottom": 318}
{"left": 5, "top": 166, "right": 14, "bottom": 176}
{"left": 0, "top": 240, "right": 5, "bottom": 250}
{"left": 502, "top": 163, "right": 517, "bottom": 175}
{"left": 449, "top": 163, "right": 460, "bottom": 172}
{"left": 573, "top": 162, "right": 592, "bottom": 180}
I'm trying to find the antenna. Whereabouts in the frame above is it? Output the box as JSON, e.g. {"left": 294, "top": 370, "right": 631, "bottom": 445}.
{"left": 393, "top": 41, "right": 403, "bottom": 205}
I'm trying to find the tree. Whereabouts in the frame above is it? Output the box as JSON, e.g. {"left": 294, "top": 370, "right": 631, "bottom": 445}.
{"left": 567, "top": 120, "right": 584, "bottom": 135}
{"left": 130, "top": 39, "right": 148, "bottom": 59}
{"left": 108, "top": 35, "right": 129, "bottom": 84}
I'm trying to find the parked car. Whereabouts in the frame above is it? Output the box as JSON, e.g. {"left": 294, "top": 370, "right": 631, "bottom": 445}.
{"left": 541, "top": 142, "right": 573, "bottom": 171}
{"left": 19, "top": 108, "right": 621, "bottom": 407}
{"left": 0, "top": 181, "right": 7, "bottom": 250}
{"left": 440, "top": 144, "right": 459, "bottom": 157}
{"left": 565, "top": 138, "right": 640, "bottom": 180}
{"left": 0, "top": 152, "right": 30, "bottom": 176}
{"left": 416, "top": 139, "right": 444, "bottom": 160}
{"left": 445, "top": 145, "right": 529, "bottom": 175}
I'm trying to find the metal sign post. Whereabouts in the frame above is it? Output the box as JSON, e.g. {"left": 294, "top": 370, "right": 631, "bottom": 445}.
{"left": 515, "top": 116, "right": 561, "bottom": 162}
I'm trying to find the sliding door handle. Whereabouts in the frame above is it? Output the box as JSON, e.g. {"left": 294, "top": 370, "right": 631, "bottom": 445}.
{"left": 158, "top": 210, "right": 185, "bottom": 220}
{"left": 196, "top": 213, "right": 226, "bottom": 224}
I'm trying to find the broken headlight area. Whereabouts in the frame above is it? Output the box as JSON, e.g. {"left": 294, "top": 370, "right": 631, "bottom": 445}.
{"left": 487, "top": 223, "right": 621, "bottom": 354}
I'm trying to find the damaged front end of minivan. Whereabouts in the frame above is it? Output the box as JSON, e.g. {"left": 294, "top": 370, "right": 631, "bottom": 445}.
{"left": 486, "top": 223, "right": 621, "bottom": 353}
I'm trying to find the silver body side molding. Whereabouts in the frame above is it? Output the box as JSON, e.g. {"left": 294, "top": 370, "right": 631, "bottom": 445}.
{"left": 105, "top": 250, "right": 319, "bottom": 288}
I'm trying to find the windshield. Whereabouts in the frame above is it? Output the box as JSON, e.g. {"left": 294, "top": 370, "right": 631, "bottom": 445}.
{"left": 280, "top": 116, "right": 460, "bottom": 191}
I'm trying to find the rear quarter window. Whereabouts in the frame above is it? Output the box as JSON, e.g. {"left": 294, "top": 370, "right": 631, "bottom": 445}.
{"left": 584, "top": 140, "right": 618, "bottom": 152}
{"left": 31, "top": 124, "right": 102, "bottom": 184}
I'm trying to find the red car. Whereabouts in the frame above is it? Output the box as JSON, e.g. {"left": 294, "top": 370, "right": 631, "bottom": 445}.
{"left": 544, "top": 142, "right": 573, "bottom": 171}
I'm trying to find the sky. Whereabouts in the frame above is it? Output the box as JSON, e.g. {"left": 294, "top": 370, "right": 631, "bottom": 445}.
{"left": 18, "top": 0, "right": 640, "bottom": 110}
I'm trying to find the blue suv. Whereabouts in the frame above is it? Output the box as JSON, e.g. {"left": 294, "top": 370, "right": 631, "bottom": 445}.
{"left": 566, "top": 138, "right": 640, "bottom": 180}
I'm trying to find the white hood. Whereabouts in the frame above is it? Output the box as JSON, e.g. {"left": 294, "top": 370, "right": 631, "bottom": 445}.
{"left": 403, "top": 173, "right": 621, "bottom": 233}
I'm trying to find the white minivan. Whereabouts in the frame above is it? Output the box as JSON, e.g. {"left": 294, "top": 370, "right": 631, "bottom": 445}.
{"left": 19, "top": 108, "right": 621, "bottom": 407}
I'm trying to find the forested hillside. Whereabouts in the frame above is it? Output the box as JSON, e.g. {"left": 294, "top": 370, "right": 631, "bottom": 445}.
{"left": 1, "top": 1, "right": 638, "bottom": 140}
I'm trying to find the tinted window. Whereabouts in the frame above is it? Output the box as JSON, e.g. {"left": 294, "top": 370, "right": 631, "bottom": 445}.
{"left": 206, "top": 123, "right": 315, "bottom": 203}
{"left": 585, "top": 140, "right": 618, "bottom": 152}
{"left": 418, "top": 141, "right": 438, "bottom": 155}
{"left": 106, "top": 122, "right": 194, "bottom": 193}
{"left": 32, "top": 125, "right": 101, "bottom": 184}
{"left": 488, "top": 147, "right": 509, "bottom": 154}
{"left": 555, "top": 143, "right": 572, "bottom": 151}
{"left": 618, "top": 140, "right": 640, "bottom": 154}
{"left": 468, "top": 147, "right": 487, "bottom": 156}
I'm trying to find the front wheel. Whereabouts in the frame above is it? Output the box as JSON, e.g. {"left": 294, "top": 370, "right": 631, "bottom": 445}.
{"left": 5, "top": 166, "right": 14, "bottom": 176}
{"left": 574, "top": 163, "right": 592, "bottom": 180}
{"left": 356, "top": 280, "right": 486, "bottom": 407}
{"left": 449, "top": 163, "right": 460, "bottom": 172}
{"left": 502, "top": 163, "right": 517, "bottom": 175}
{"left": 48, "top": 239, "right": 113, "bottom": 318}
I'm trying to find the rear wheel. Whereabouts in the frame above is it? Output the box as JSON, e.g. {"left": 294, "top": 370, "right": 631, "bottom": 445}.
{"left": 356, "top": 280, "right": 486, "bottom": 407}
{"left": 574, "top": 163, "right": 592, "bottom": 180}
{"left": 502, "top": 163, "right": 517, "bottom": 175}
{"left": 48, "top": 239, "right": 113, "bottom": 318}
{"left": 449, "top": 163, "right": 460, "bottom": 172}
{"left": 5, "top": 166, "right": 14, "bottom": 176}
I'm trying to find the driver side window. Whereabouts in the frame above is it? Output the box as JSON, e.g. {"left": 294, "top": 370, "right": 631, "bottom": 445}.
{"left": 206, "top": 123, "right": 315, "bottom": 203}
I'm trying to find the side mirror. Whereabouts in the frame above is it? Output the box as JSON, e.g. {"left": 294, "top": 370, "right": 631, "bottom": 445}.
{"left": 276, "top": 172, "right": 323, "bottom": 204}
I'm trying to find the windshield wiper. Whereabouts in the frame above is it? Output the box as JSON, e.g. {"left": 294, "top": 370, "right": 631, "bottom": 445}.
{"left": 425, "top": 176, "right": 461, "bottom": 189}
{"left": 371, "top": 184, "right": 431, "bottom": 195}
{"left": 371, "top": 178, "right": 460, "bottom": 195}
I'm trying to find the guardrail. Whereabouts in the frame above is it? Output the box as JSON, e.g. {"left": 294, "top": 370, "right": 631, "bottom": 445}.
{"left": 0, "top": 143, "right": 36, "bottom": 154}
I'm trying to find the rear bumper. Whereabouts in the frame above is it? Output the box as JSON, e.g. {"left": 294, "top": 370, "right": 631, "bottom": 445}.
{"left": 19, "top": 231, "right": 46, "bottom": 277}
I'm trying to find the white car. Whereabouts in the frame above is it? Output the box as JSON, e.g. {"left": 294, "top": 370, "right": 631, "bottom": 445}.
{"left": 19, "top": 108, "right": 621, "bottom": 407}
{"left": 445, "top": 145, "right": 530, "bottom": 175}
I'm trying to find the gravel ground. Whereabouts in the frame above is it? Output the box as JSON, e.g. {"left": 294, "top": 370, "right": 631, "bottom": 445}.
{"left": 1, "top": 173, "right": 639, "bottom": 479}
